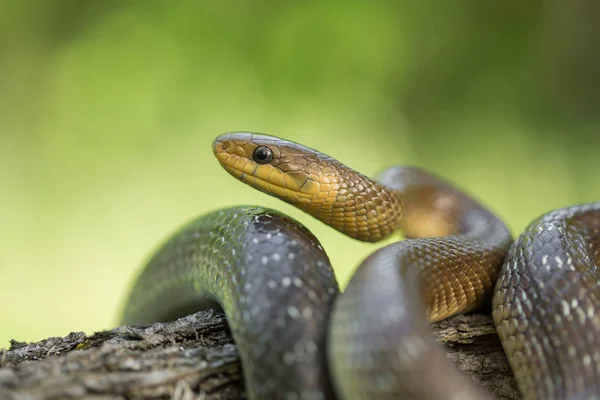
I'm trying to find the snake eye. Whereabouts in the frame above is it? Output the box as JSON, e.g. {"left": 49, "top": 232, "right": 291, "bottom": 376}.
{"left": 253, "top": 146, "right": 273, "bottom": 164}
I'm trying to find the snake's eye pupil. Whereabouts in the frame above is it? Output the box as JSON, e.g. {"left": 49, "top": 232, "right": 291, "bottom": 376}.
{"left": 253, "top": 146, "right": 273, "bottom": 164}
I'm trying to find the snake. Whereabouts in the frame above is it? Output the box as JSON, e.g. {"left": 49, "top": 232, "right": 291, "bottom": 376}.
{"left": 120, "top": 132, "right": 600, "bottom": 400}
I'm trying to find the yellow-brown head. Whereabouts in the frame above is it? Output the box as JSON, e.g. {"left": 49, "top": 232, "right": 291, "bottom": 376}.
{"left": 213, "top": 132, "right": 403, "bottom": 242}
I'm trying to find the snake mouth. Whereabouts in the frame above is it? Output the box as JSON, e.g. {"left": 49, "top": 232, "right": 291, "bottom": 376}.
{"left": 222, "top": 162, "right": 312, "bottom": 203}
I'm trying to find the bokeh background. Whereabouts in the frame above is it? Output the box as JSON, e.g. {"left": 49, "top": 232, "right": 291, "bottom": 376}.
{"left": 1, "top": 1, "right": 599, "bottom": 346}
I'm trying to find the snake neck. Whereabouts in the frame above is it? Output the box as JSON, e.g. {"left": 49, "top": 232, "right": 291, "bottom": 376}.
{"left": 284, "top": 159, "right": 405, "bottom": 243}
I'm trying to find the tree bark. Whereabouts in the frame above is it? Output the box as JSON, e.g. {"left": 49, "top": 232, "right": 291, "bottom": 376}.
{"left": 0, "top": 311, "right": 519, "bottom": 400}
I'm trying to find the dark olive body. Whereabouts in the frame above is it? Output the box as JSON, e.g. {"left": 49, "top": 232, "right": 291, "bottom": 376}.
{"left": 121, "top": 206, "right": 338, "bottom": 399}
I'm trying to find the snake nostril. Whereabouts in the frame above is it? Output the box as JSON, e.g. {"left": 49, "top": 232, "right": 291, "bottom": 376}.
{"left": 214, "top": 140, "right": 228, "bottom": 153}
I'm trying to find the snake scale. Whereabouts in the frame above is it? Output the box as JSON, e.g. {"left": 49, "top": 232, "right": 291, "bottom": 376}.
{"left": 121, "top": 132, "right": 600, "bottom": 400}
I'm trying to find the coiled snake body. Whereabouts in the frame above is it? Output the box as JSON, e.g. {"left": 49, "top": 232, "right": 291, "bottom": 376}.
{"left": 121, "top": 132, "right": 600, "bottom": 400}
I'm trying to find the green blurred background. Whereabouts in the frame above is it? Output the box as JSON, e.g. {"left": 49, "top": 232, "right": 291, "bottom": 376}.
{"left": 1, "top": 1, "right": 599, "bottom": 346}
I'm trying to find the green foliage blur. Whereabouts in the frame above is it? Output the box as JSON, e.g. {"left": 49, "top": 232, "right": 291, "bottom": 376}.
{"left": 1, "top": 1, "right": 599, "bottom": 346}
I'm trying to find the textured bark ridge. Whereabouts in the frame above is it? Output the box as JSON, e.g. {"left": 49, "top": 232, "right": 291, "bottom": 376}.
{"left": 0, "top": 311, "right": 520, "bottom": 400}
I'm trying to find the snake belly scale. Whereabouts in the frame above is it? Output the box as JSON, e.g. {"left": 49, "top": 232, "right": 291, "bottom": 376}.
{"left": 121, "top": 132, "right": 600, "bottom": 400}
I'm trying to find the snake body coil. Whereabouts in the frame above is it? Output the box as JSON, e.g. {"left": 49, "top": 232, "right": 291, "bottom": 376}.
{"left": 121, "top": 132, "right": 600, "bottom": 400}
{"left": 121, "top": 206, "right": 338, "bottom": 399}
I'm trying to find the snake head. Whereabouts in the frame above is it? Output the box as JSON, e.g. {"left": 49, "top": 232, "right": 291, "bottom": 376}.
{"left": 213, "top": 131, "right": 404, "bottom": 242}
{"left": 213, "top": 132, "right": 336, "bottom": 201}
